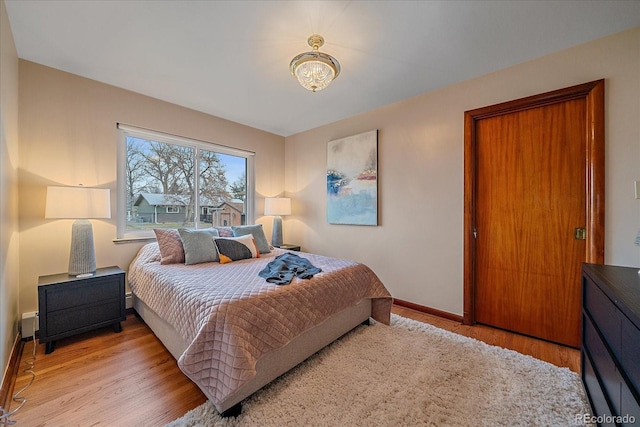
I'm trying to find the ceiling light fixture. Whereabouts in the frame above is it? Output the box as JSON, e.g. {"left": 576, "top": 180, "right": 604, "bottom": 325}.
{"left": 290, "top": 34, "right": 340, "bottom": 93}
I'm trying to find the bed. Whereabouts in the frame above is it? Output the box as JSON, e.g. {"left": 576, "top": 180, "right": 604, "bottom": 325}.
{"left": 128, "top": 231, "right": 392, "bottom": 416}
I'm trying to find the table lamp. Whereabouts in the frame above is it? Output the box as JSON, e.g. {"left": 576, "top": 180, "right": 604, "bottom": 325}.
{"left": 45, "top": 185, "right": 111, "bottom": 277}
{"left": 264, "top": 197, "right": 291, "bottom": 247}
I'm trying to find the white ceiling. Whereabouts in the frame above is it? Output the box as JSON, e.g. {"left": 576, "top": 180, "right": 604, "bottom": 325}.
{"left": 5, "top": 1, "right": 640, "bottom": 137}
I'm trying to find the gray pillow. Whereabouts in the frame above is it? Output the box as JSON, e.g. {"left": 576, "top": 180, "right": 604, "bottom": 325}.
{"left": 177, "top": 228, "right": 220, "bottom": 265}
{"left": 231, "top": 224, "right": 271, "bottom": 254}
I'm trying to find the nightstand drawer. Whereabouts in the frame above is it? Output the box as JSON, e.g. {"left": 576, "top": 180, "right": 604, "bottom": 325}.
{"left": 44, "top": 278, "right": 122, "bottom": 311}
{"left": 46, "top": 299, "right": 122, "bottom": 336}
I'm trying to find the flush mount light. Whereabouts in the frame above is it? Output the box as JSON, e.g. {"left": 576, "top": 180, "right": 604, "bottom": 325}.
{"left": 289, "top": 34, "right": 341, "bottom": 92}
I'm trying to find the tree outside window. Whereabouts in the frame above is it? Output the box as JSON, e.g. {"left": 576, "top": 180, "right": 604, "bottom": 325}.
{"left": 119, "top": 126, "right": 252, "bottom": 237}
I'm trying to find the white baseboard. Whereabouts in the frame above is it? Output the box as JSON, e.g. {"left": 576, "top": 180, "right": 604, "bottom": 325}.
{"left": 126, "top": 292, "right": 133, "bottom": 309}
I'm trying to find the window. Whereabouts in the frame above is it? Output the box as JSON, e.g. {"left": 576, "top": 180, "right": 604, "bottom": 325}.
{"left": 117, "top": 124, "right": 254, "bottom": 238}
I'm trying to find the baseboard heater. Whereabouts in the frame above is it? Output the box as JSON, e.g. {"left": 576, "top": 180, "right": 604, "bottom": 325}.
{"left": 21, "top": 312, "right": 39, "bottom": 340}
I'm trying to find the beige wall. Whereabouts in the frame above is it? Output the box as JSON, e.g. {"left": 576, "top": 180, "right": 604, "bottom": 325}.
{"left": 18, "top": 61, "right": 285, "bottom": 314}
{"left": 6, "top": 15, "right": 640, "bottom": 347}
{"left": 284, "top": 27, "right": 640, "bottom": 316}
{"left": 0, "top": 0, "right": 20, "bottom": 386}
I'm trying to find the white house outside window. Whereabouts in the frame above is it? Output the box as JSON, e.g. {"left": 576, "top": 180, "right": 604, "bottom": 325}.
{"left": 117, "top": 124, "right": 254, "bottom": 239}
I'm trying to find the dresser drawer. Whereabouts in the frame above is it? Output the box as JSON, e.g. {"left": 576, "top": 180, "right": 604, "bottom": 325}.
{"left": 584, "top": 313, "right": 621, "bottom": 415}
{"left": 582, "top": 351, "right": 616, "bottom": 426}
{"left": 620, "top": 318, "right": 640, "bottom": 394}
{"left": 584, "top": 278, "right": 621, "bottom": 356}
{"left": 621, "top": 380, "right": 640, "bottom": 427}
{"left": 44, "top": 277, "right": 123, "bottom": 312}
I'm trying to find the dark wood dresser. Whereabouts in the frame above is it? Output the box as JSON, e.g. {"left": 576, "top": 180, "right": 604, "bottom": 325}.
{"left": 581, "top": 263, "right": 640, "bottom": 426}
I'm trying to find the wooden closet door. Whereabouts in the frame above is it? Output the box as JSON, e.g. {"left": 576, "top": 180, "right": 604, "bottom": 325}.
{"left": 474, "top": 99, "right": 587, "bottom": 347}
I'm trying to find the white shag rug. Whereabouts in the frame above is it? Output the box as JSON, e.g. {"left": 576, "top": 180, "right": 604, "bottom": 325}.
{"left": 166, "top": 314, "right": 592, "bottom": 427}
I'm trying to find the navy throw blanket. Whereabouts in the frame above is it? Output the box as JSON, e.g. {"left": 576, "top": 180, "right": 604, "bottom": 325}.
{"left": 258, "top": 253, "right": 322, "bottom": 285}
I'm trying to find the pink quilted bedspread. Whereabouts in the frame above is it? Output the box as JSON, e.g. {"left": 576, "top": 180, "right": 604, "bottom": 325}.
{"left": 128, "top": 243, "right": 392, "bottom": 407}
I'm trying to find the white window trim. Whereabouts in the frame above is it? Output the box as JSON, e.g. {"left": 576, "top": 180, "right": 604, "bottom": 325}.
{"left": 117, "top": 123, "right": 255, "bottom": 239}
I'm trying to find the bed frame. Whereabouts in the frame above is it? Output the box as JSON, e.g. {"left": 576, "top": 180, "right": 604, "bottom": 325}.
{"left": 133, "top": 296, "right": 372, "bottom": 416}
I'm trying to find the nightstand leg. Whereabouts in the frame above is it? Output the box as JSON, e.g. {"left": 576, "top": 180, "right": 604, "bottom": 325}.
{"left": 112, "top": 322, "right": 122, "bottom": 333}
{"left": 45, "top": 341, "right": 55, "bottom": 354}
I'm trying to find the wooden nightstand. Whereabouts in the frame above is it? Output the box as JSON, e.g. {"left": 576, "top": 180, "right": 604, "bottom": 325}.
{"left": 38, "top": 266, "right": 126, "bottom": 354}
{"left": 276, "top": 244, "right": 301, "bottom": 251}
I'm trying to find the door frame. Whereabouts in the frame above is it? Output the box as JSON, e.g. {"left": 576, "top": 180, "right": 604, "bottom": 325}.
{"left": 463, "top": 80, "right": 605, "bottom": 325}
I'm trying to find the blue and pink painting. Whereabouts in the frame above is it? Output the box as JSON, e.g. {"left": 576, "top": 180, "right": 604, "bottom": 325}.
{"left": 326, "top": 130, "right": 378, "bottom": 225}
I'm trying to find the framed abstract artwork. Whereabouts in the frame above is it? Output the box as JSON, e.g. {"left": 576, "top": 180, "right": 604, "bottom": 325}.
{"left": 326, "top": 130, "right": 378, "bottom": 225}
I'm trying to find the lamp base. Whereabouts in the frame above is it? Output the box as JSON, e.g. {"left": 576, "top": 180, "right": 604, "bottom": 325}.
{"left": 272, "top": 216, "right": 283, "bottom": 248}
{"left": 69, "top": 219, "right": 97, "bottom": 276}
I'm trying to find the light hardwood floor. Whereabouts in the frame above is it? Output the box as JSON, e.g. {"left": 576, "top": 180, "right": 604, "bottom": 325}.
{"left": 7, "top": 306, "right": 579, "bottom": 426}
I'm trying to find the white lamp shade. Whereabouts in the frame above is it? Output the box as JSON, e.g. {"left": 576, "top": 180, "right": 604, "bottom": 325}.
{"left": 45, "top": 186, "right": 111, "bottom": 219}
{"left": 264, "top": 197, "right": 291, "bottom": 216}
